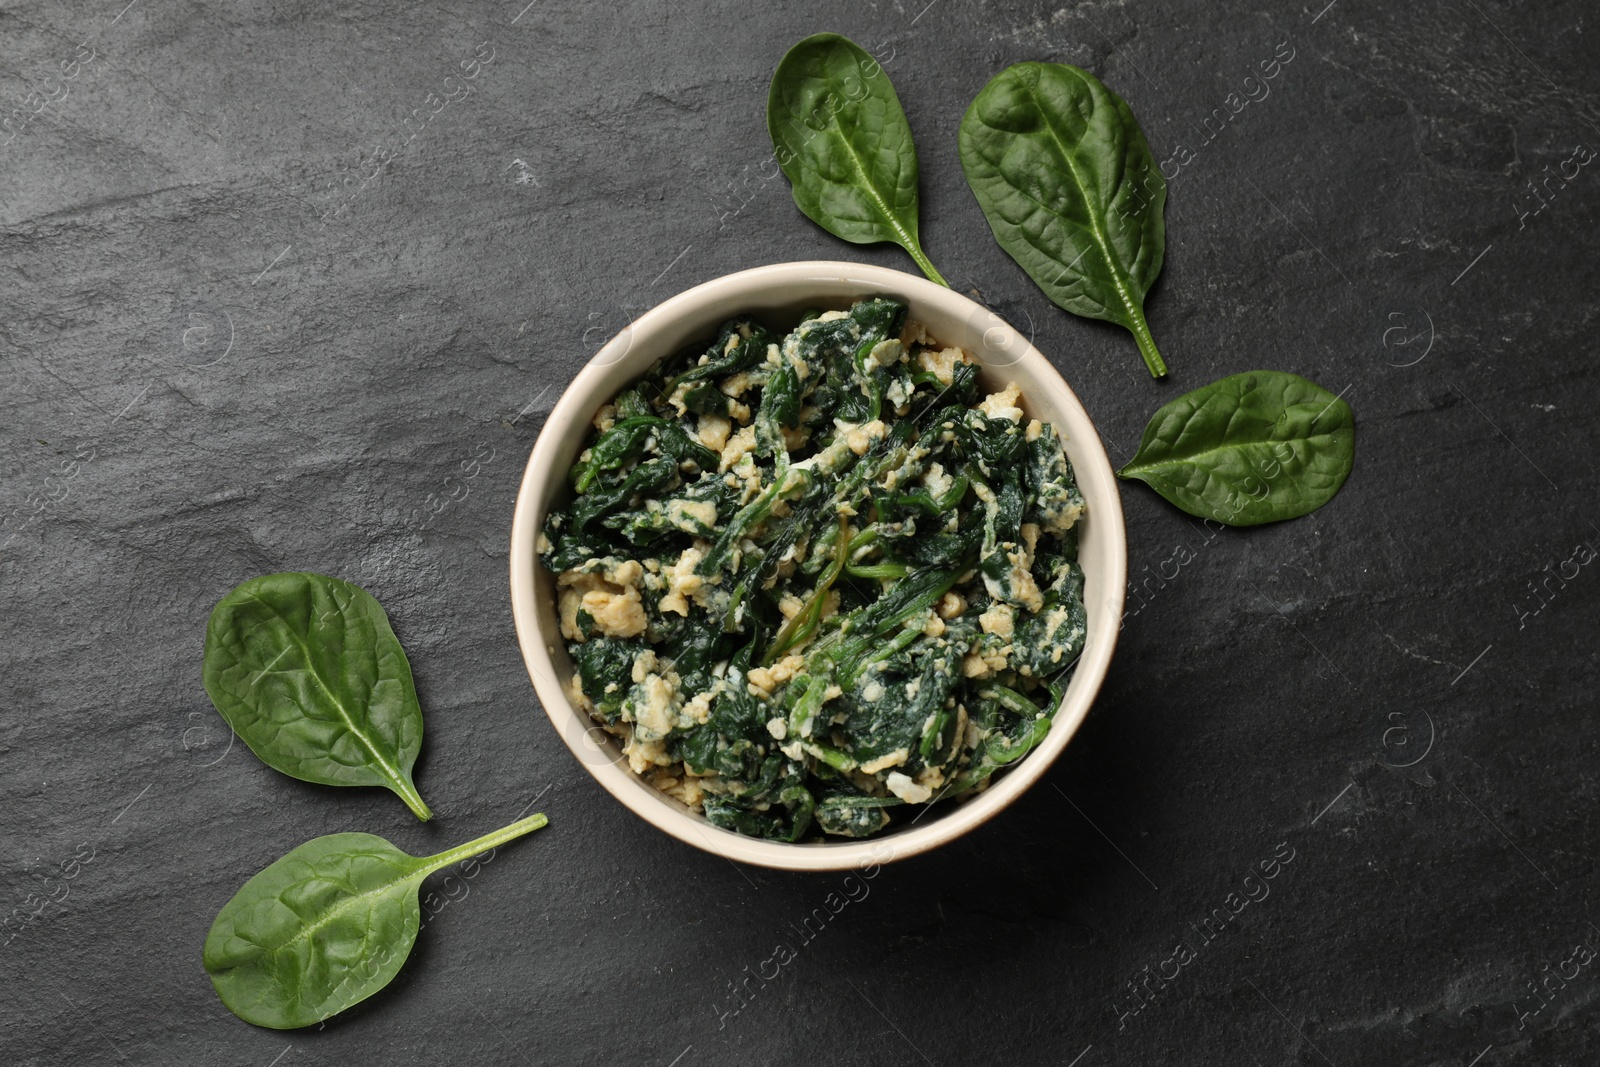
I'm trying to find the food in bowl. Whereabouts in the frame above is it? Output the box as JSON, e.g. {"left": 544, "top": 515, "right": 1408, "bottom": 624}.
{"left": 537, "top": 296, "right": 1087, "bottom": 840}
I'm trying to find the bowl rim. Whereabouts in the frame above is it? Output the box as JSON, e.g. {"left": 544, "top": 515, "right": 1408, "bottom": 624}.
{"left": 508, "top": 260, "right": 1127, "bottom": 872}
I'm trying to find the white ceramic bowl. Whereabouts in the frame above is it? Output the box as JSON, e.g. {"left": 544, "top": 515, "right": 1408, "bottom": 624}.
{"left": 509, "top": 261, "right": 1126, "bottom": 871}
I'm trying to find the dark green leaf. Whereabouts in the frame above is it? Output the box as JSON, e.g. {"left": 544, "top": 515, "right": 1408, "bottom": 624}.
{"left": 1118, "top": 370, "right": 1355, "bottom": 525}
{"left": 203, "top": 814, "right": 548, "bottom": 1029}
{"left": 666, "top": 318, "right": 777, "bottom": 394}
{"left": 814, "top": 794, "right": 901, "bottom": 838}
{"left": 958, "top": 62, "right": 1168, "bottom": 377}
{"left": 947, "top": 702, "right": 1053, "bottom": 797}
{"left": 571, "top": 636, "right": 645, "bottom": 723}
{"left": 203, "top": 573, "right": 433, "bottom": 820}
{"left": 768, "top": 33, "right": 947, "bottom": 285}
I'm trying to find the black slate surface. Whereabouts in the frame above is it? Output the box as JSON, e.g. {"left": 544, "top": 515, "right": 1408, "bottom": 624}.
{"left": 3, "top": 0, "right": 1598, "bottom": 1063}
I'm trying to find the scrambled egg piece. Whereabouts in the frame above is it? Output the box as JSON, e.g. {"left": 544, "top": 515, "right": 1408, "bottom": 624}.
{"left": 916, "top": 345, "right": 971, "bottom": 387}
{"left": 558, "top": 559, "right": 647, "bottom": 640}
{"left": 978, "top": 382, "right": 1025, "bottom": 422}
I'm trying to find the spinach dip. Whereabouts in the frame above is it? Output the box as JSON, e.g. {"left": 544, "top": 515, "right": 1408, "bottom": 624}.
{"left": 539, "top": 297, "right": 1087, "bottom": 841}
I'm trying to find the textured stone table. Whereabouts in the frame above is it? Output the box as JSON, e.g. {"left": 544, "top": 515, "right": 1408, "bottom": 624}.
{"left": 3, "top": 1, "right": 1597, "bottom": 1063}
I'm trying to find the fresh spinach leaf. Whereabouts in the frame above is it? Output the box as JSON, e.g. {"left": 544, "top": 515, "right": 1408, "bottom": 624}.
{"left": 203, "top": 573, "right": 433, "bottom": 821}
{"left": 203, "top": 813, "right": 548, "bottom": 1029}
{"left": 1118, "top": 370, "right": 1355, "bottom": 525}
{"left": 768, "top": 33, "right": 948, "bottom": 285}
{"left": 959, "top": 62, "right": 1169, "bottom": 377}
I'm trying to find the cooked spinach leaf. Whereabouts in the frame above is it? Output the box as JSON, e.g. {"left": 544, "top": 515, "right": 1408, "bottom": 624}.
{"left": 203, "top": 573, "right": 433, "bottom": 821}
{"left": 203, "top": 813, "right": 548, "bottom": 1029}
{"left": 768, "top": 33, "right": 948, "bottom": 285}
{"left": 943, "top": 688, "right": 1054, "bottom": 796}
{"left": 959, "top": 62, "right": 1169, "bottom": 377}
{"left": 1118, "top": 370, "right": 1355, "bottom": 525}
{"left": 815, "top": 794, "right": 902, "bottom": 838}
